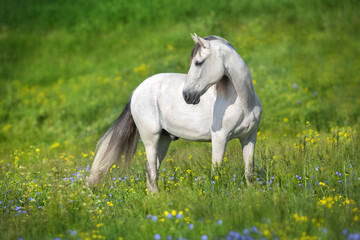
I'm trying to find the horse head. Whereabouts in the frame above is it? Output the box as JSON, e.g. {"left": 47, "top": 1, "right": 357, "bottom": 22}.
{"left": 183, "top": 34, "right": 226, "bottom": 105}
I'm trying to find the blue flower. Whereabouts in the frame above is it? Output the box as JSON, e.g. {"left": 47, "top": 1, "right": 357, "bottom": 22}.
{"left": 243, "top": 229, "right": 249, "bottom": 235}
{"left": 67, "top": 230, "right": 77, "bottom": 236}
{"left": 348, "top": 233, "right": 360, "bottom": 240}
{"left": 154, "top": 234, "right": 161, "bottom": 240}
{"left": 217, "top": 219, "right": 223, "bottom": 225}
{"left": 152, "top": 215, "right": 158, "bottom": 221}
{"left": 176, "top": 213, "right": 182, "bottom": 219}
{"left": 15, "top": 206, "right": 20, "bottom": 211}
{"left": 201, "top": 235, "right": 208, "bottom": 240}
{"left": 167, "top": 213, "right": 173, "bottom": 219}
{"left": 188, "top": 224, "right": 194, "bottom": 230}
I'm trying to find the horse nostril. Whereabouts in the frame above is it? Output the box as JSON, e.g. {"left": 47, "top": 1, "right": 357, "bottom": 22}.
{"left": 183, "top": 91, "right": 190, "bottom": 103}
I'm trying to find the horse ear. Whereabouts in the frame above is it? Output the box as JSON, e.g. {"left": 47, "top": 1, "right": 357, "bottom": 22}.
{"left": 190, "top": 33, "right": 198, "bottom": 44}
{"left": 198, "top": 36, "right": 210, "bottom": 49}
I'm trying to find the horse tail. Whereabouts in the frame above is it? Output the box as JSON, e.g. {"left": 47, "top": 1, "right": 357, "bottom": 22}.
{"left": 87, "top": 99, "right": 140, "bottom": 187}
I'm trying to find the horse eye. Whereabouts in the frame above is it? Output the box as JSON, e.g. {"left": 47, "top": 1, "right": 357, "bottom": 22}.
{"left": 195, "top": 60, "right": 204, "bottom": 67}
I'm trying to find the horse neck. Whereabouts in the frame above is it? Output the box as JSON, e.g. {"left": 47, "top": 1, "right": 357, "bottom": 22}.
{"left": 224, "top": 51, "right": 256, "bottom": 111}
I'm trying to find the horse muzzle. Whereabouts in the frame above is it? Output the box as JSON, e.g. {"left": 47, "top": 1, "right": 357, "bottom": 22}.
{"left": 182, "top": 90, "right": 200, "bottom": 105}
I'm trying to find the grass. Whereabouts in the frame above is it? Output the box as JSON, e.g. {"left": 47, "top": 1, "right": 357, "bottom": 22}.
{"left": 0, "top": 0, "right": 359, "bottom": 239}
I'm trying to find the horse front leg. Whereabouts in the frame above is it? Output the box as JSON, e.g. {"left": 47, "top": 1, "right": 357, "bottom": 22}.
{"left": 144, "top": 134, "right": 171, "bottom": 193}
{"left": 211, "top": 134, "right": 228, "bottom": 174}
{"left": 240, "top": 132, "right": 257, "bottom": 185}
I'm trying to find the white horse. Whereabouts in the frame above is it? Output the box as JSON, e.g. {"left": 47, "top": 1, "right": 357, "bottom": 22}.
{"left": 87, "top": 34, "right": 262, "bottom": 192}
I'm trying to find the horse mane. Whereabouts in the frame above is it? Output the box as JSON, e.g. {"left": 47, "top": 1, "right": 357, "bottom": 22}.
{"left": 190, "top": 35, "right": 235, "bottom": 62}
{"left": 215, "top": 75, "right": 230, "bottom": 98}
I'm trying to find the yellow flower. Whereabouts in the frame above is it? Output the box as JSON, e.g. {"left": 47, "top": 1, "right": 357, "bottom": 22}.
{"left": 283, "top": 117, "right": 289, "bottom": 122}
{"left": 167, "top": 44, "right": 174, "bottom": 51}
{"left": 50, "top": 142, "right": 60, "bottom": 149}
{"left": 172, "top": 210, "right": 176, "bottom": 216}
{"left": 263, "top": 230, "right": 271, "bottom": 238}
{"left": 187, "top": 169, "right": 191, "bottom": 174}
{"left": 2, "top": 124, "right": 11, "bottom": 132}
{"left": 215, "top": 176, "right": 219, "bottom": 180}
{"left": 319, "top": 182, "right": 327, "bottom": 187}
{"left": 133, "top": 64, "right": 148, "bottom": 76}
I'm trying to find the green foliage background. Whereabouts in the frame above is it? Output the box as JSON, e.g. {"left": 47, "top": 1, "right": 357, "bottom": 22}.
{"left": 0, "top": 0, "right": 359, "bottom": 239}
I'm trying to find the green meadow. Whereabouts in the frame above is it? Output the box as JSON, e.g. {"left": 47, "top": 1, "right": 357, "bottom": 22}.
{"left": 0, "top": 0, "right": 359, "bottom": 239}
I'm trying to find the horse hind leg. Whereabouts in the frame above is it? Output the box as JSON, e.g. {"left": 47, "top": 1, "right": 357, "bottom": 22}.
{"left": 240, "top": 132, "right": 257, "bottom": 185}
{"left": 144, "top": 134, "right": 171, "bottom": 193}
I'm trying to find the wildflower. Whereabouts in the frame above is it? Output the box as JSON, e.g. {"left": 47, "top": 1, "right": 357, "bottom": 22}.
{"left": 133, "top": 64, "right": 148, "bottom": 76}
{"left": 67, "top": 230, "right": 77, "bottom": 236}
{"left": 243, "top": 229, "right": 249, "bottom": 235}
{"left": 50, "top": 142, "right": 60, "bottom": 149}
{"left": 154, "top": 234, "right": 161, "bottom": 240}
{"left": 319, "top": 182, "right": 327, "bottom": 187}
{"left": 188, "top": 224, "right": 194, "bottom": 230}
{"left": 151, "top": 216, "right": 158, "bottom": 221}
{"left": 176, "top": 213, "right": 182, "bottom": 219}
{"left": 217, "top": 219, "right": 222, "bottom": 225}
{"left": 201, "top": 235, "right": 208, "bottom": 240}
{"left": 171, "top": 210, "right": 176, "bottom": 216}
